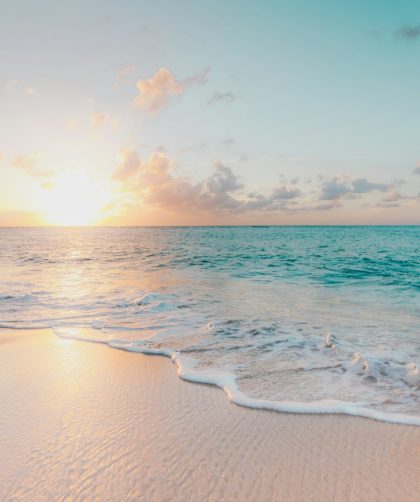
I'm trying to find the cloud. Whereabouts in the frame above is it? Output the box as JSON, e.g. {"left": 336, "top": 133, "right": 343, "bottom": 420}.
{"left": 133, "top": 68, "right": 183, "bottom": 113}
{"left": 292, "top": 200, "right": 342, "bottom": 212}
{"left": 376, "top": 191, "right": 410, "bottom": 208}
{"left": 90, "top": 112, "right": 120, "bottom": 132}
{"left": 113, "top": 152, "right": 412, "bottom": 217}
{"left": 240, "top": 186, "right": 302, "bottom": 212}
{"left": 140, "top": 152, "right": 173, "bottom": 186}
{"left": 319, "top": 178, "right": 352, "bottom": 200}
{"left": 181, "top": 67, "right": 211, "bottom": 87}
{"left": 271, "top": 186, "right": 301, "bottom": 200}
{"left": 112, "top": 150, "right": 306, "bottom": 214}
{"left": 396, "top": 24, "right": 420, "bottom": 40}
{"left": 11, "top": 153, "right": 52, "bottom": 178}
{"left": 205, "top": 162, "right": 242, "bottom": 193}
{"left": 112, "top": 149, "right": 142, "bottom": 181}
{"left": 133, "top": 67, "right": 210, "bottom": 114}
{"left": 311, "top": 200, "right": 342, "bottom": 211}
{"left": 207, "top": 92, "right": 235, "bottom": 106}
{"left": 352, "top": 178, "right": 390, "bottom": 193}
{"left": 320, "top": 176, "right": 392, "bottom": 200}
{"left": 113, "top": 64, "right": 135, "bottom": 89}
{"left": 133, "top": 153, "right": 202, "bottom": 209}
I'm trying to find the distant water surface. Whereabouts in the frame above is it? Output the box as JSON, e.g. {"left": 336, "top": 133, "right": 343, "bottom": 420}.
{"left": 0, "top": 226, "right": 419, "bottom": 423}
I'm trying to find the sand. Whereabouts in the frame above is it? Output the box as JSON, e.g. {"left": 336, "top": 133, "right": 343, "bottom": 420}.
{"left": 0, "top": 330, "right": 419, "bottom": 501}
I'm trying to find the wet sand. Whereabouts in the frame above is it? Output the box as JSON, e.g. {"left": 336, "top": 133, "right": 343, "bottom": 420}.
{"left": 1, "top": 330, "right": 419, "bottom": 501}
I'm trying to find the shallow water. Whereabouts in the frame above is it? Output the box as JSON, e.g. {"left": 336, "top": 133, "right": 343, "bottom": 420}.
{"left": 0, "top": 226, "right": 419, "bottom": 423}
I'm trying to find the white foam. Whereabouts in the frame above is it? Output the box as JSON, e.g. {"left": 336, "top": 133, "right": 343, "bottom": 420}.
{"left": 0, "top": 322, "right": 52, "bottom": 330}
{"left": 52, "top": 328, "right": 420, "bottom": 427}
{"left": 405, "top": 363, "right": 420, "bottom": 385}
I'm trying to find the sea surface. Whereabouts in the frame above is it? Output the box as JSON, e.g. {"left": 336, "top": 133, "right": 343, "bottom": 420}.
{"left": 0, "top": 226, "right": 419, "bottom": 424}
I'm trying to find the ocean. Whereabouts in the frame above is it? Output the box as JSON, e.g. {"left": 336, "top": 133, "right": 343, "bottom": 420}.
{"left": 0, "top": 226, "right": 419, "bottom": 424}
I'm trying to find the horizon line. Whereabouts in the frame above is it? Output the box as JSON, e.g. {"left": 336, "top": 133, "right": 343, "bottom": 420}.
{"left": 0, "top": 224, "right": 419, "bottom": 229}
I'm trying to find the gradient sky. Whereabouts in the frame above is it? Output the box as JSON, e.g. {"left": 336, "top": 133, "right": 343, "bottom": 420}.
{"left": 1, "top": 0, "right": 419, "bottom": 225}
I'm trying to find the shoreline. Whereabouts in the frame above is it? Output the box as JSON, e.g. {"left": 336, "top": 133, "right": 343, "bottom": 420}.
{"left": 5, "top": 326, "right": 419, "bottom": 427}
{"left": 112, "top": 341, "right": 420, "bottom": 427}
{"left": 1, "top": 329, "right": 419, "bottom": 500}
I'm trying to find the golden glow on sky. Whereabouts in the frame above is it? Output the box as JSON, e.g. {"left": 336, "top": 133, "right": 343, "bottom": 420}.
{"left": 39, "top": 171, "right": 111, "bottom": 226}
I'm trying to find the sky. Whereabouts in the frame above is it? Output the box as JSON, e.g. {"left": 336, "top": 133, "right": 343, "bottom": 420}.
{"left": 0, "top": 0, "right": 419, "bottom": 226}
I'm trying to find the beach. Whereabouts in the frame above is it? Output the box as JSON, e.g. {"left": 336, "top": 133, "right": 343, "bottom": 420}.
{"left": 1, "top": 329, "right": 419, "bottom": 501}
{"left": 2, "top": 0, "right": 420, "bottom": 498}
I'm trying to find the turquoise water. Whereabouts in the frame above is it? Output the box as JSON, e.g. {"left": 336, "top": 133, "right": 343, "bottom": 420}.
{"left": 0, "top": 227, "right": 419, "bottom": 423}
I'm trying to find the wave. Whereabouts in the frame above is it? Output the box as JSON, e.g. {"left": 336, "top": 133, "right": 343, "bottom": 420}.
{"left": 44, "top": 325, "right": 420, "bottom": 427}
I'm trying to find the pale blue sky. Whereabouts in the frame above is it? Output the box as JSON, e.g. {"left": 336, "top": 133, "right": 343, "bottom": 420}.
{"left": 0, "top": 0, "right": 419, "bottom": 225}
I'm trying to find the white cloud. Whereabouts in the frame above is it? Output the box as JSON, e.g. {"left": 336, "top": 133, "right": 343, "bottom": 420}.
{"left": 133, "top": 67, "right": 210, "bottom": 114}
{"left": 133, "top": 68, "right": 184, "bottom": 114}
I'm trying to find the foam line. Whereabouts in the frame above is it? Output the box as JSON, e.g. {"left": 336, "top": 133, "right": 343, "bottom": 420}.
{"left": 103, "top": 338, "right": 420, "bottom": 427}
{"left": 3, "top": 325, "right": 418, "bottom": 426}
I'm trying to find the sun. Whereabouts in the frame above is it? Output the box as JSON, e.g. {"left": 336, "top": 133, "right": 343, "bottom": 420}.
{"left": 40, "top": 170, "right": 111, "bottom": 226}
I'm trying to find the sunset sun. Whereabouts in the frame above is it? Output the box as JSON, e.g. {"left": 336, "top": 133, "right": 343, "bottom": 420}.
{"left": 40, "top": 171, "right": 110, "bottom": 226}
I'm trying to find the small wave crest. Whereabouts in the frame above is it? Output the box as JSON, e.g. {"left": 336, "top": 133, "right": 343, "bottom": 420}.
{"left": 46, "top": 324, "right": 420, "bottom": 427}
{"left": 41, "top": 326, "right": 420, "bottom": 426}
